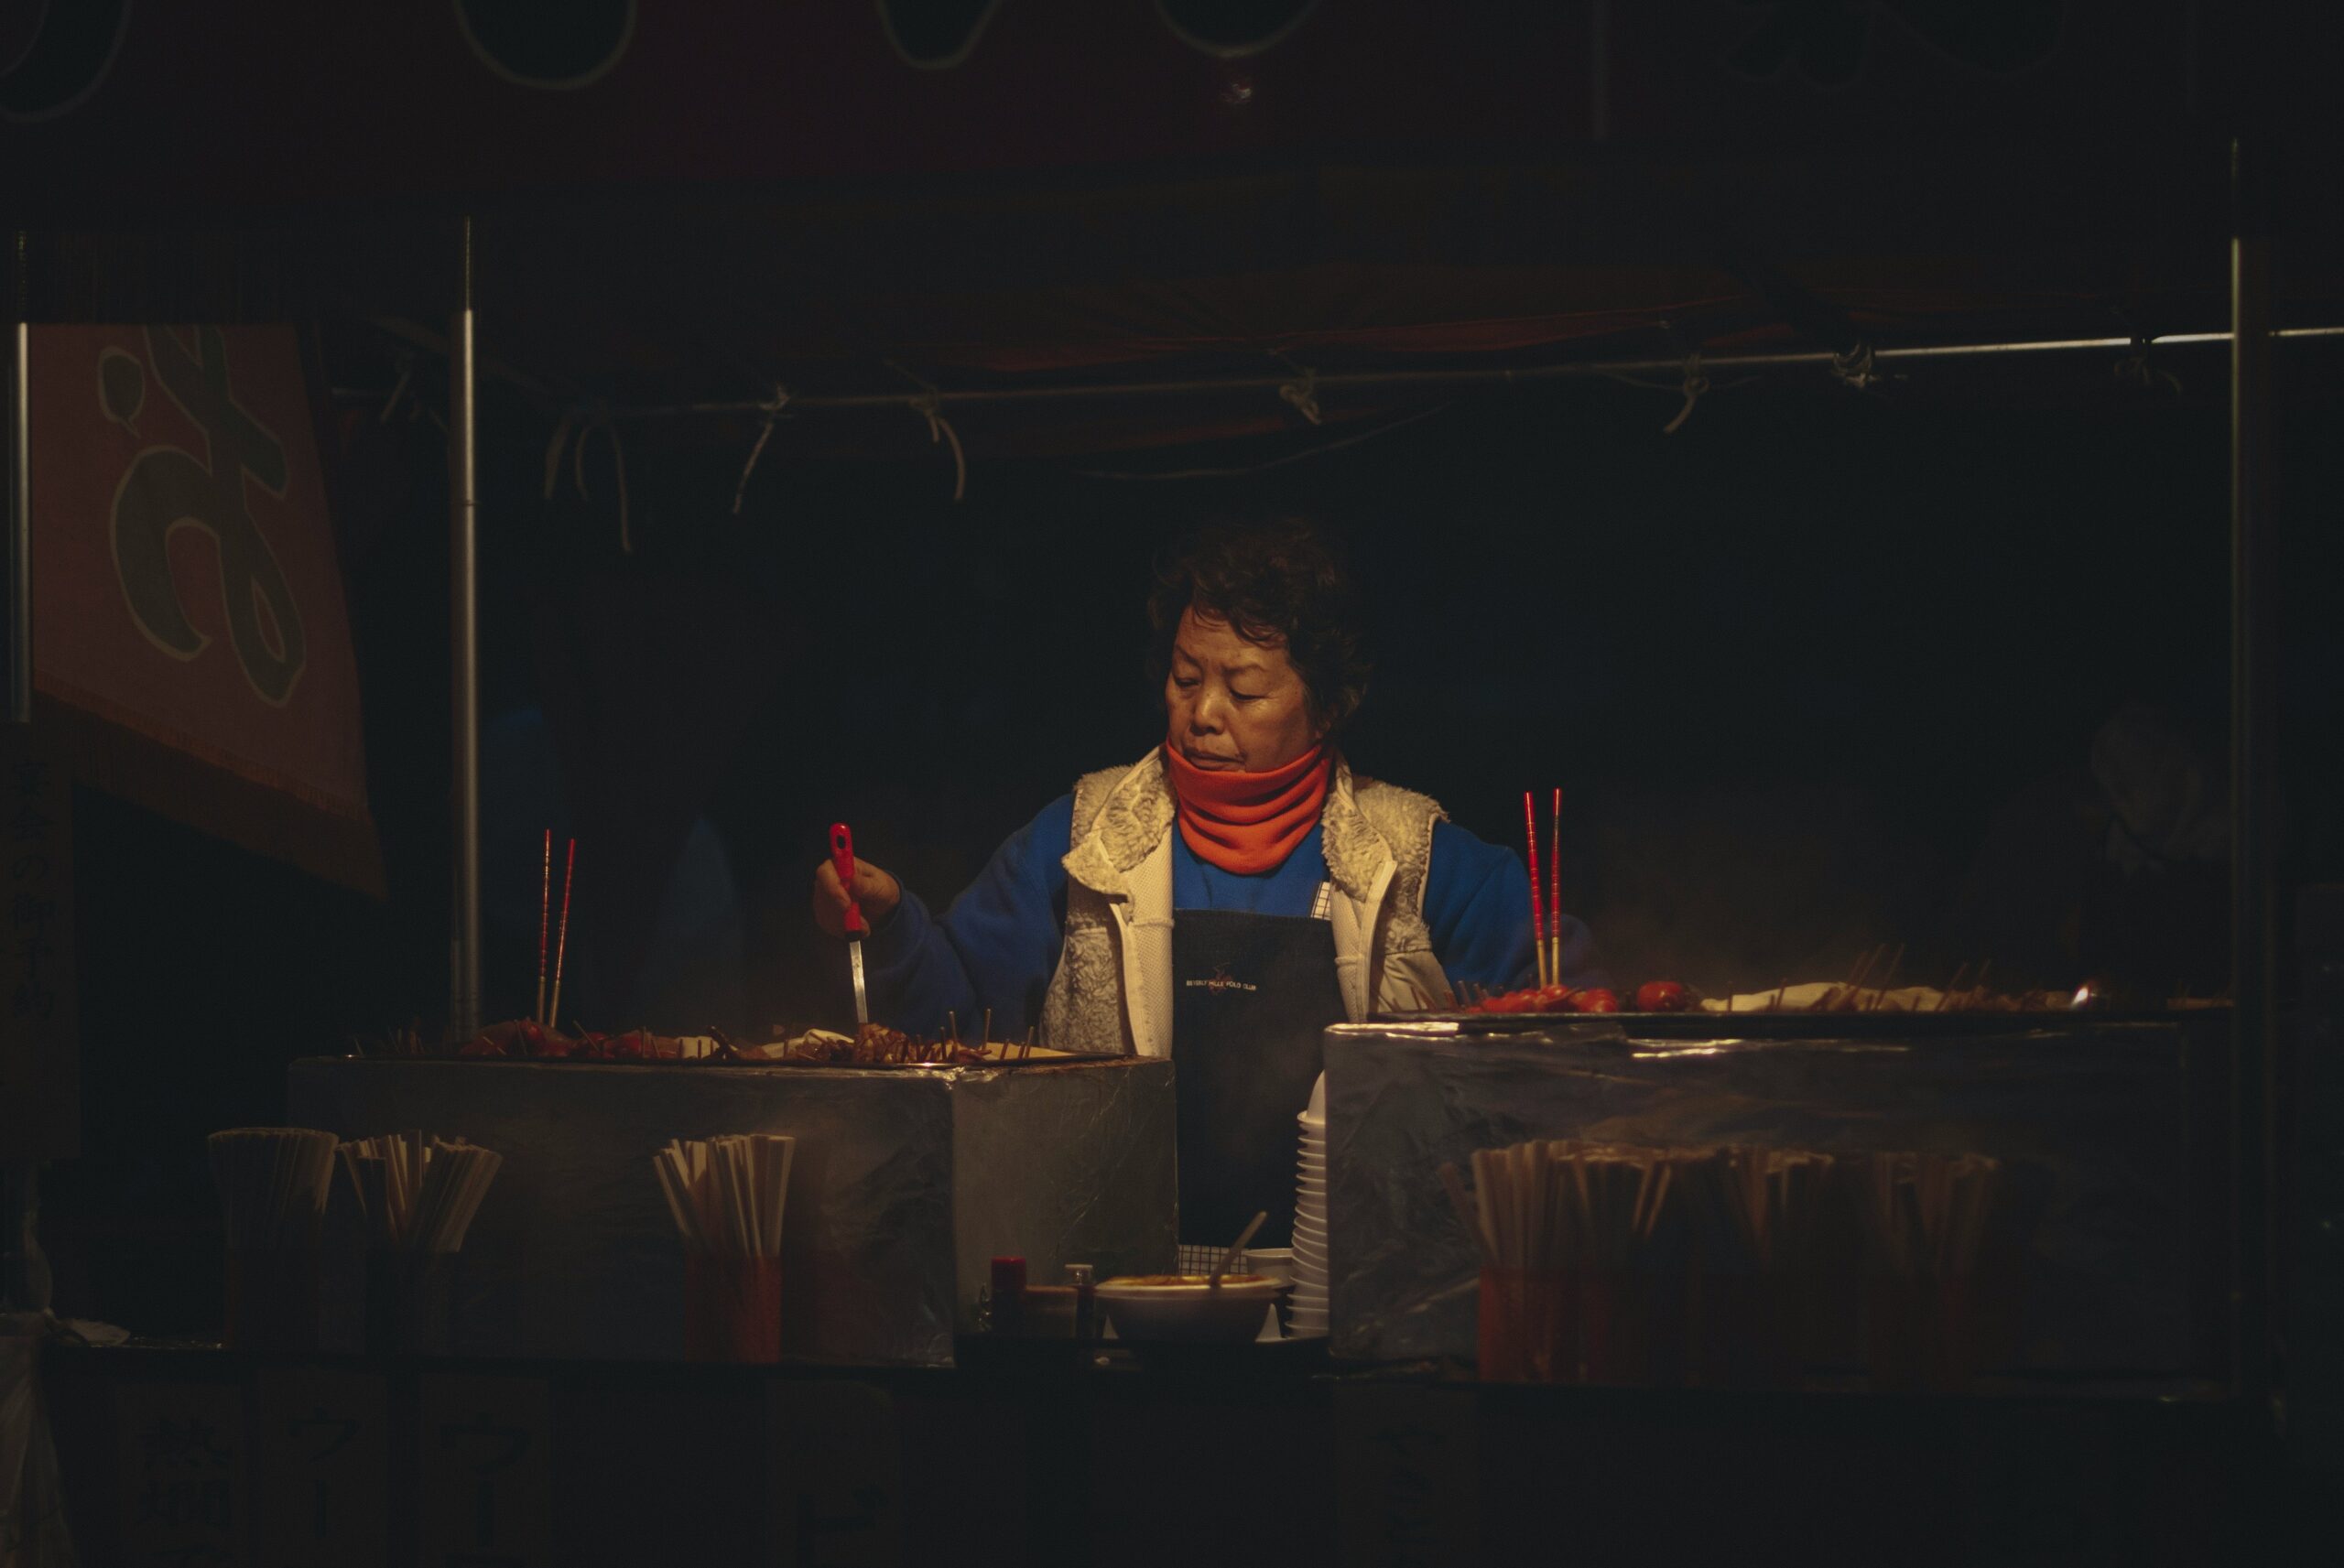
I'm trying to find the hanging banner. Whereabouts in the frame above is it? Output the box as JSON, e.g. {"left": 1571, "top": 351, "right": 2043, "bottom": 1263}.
{"left": 29, "top": 324, "right": 380, "bottom": 892}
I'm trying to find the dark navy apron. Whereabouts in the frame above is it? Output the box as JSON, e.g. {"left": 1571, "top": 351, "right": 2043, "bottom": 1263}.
{"left": 1171, "top": 892, "right": 1348, "bottom": 1250}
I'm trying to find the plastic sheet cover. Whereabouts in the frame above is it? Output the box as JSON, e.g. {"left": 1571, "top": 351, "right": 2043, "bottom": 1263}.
{"left": 1324, "top": 1020, "right": 2206, "bottom": 1376}
{"left": 288, "top": 1056, "right": 1175, "bottom": 1366}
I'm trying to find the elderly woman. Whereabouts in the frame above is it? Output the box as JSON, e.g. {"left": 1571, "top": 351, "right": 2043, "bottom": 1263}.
{"left": 815, "top": 521, "right": 1597, "bottom": 1245}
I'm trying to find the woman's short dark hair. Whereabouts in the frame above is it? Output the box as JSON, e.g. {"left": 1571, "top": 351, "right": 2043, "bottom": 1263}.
{"left": 1147, "top": 518, "right": 1372, "bottom": 734}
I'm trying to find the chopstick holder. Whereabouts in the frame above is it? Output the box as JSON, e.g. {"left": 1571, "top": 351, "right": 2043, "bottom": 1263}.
{"left": 654, "top": 1134, "right": 795, "bottom": 1361}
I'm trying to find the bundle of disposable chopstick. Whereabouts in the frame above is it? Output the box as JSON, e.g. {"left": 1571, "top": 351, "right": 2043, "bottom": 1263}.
{"left": 339, "top": 1132, "right": 504, "bottom": 1254}
{"left": 1854, "top": 1151, "right": 2002, "bottom": 1280}
{"left": 1443, "top": 1140, "right": 1687, "bottom": 1271}
{"left": 1711, "top": 1147, "right": 1836, "bottom": 1268}
{"left": 651, "top": 1136, "right": 794, "bottom": 1258}
{"left": 1443, "top": 1140, "right": 1863, "bottom": 1276}
{"left": 208, "top": 1128, "right": 340, "bottom": 1251}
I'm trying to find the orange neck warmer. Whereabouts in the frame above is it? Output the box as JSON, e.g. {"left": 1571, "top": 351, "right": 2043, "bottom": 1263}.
{"left": 1163, "top": 743, "right": 1331, "bottom": 875}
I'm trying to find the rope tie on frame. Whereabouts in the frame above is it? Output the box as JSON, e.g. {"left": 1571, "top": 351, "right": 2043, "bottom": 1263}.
{"left": 1830, "top": 341, "right": 1878, "bottom": 391}
{"left": 908, "top": 391, "right": 968, "bottom": 502}
{"left": 732, "top": 384, "right": 792, "bottom": 515}
{"left": 885, "top": 361, "right": 968, "bottom": 501}
{"left": 1277, "top": 366, "right": 1324, "bottom": 426}
{"left": 1662, "top": 352, "right": 1709, "bottom": 435}
{"left": 2115, "top": 338, "right": 2184, "bottom": 397}
{"left": 543, "top": 405, "right": 634, "bottom": 553}
{"left": 379, "top": 351, "right": 418, "bottom": 425}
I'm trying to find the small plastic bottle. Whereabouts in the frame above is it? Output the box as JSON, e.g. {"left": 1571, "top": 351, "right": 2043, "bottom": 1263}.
{"left": 1066, "top": 1262, "right": 1096, "bottom": 1344}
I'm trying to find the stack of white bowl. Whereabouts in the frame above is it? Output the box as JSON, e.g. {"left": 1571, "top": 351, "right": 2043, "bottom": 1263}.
{"left": 1289, "top": 1076, "right": 1329, "bottom": 1337}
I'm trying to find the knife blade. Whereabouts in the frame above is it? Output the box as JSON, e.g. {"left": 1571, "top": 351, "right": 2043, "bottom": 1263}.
{"left": 829, "top": 822, "right": 869, "bottom": 1026}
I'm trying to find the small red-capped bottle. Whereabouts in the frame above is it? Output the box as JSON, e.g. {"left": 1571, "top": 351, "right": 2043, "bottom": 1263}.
{"left": 989, "top": 1256, "right": 1026, "bottom": 1336}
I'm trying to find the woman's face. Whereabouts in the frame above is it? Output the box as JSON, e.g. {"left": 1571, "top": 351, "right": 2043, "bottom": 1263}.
{"left": 1164, "top": 605, "right": 1325, "bottom": 773}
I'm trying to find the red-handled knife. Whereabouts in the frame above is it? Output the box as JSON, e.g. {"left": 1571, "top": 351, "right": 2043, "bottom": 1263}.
{"left": 830, "top": 822, "right": 868, "bottom": 1025}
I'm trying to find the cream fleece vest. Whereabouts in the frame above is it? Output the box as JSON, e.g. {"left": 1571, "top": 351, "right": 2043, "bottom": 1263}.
{"left": 1036, "top": 751, "right": 1453, "bottom": 1056}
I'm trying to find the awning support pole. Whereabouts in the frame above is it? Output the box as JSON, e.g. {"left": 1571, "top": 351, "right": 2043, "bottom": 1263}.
{"left": 2230, "top": 138, "right": 2277, "bottom": 1417}
{"left": 8, "top": 231, "right": 30, "bottom": 727}
{"left": 450, "top": 217, "right": 481, "bottom": 1041}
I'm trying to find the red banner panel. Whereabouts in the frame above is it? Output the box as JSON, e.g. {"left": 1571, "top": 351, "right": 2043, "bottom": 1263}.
{"left": 30, "top": 324, "right": 379, "bottom": 891}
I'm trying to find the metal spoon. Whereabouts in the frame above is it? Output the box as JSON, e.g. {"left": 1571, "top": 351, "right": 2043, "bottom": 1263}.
{"left": 1209, "top": 1209, "right": 1269, "bottom": 1288}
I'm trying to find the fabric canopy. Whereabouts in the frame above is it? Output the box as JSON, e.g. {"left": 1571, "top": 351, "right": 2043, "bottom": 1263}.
{"left": 6, "top": 2, "right": 2230, "bottom": 210}
{"left": 11, "top": 4, "right": 2336, "bottom": 457}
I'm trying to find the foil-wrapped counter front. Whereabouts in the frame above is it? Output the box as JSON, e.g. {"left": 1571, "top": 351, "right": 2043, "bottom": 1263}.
{"left": 286, "top": 1056, "right": 1176, "bottom": 1366}
{"left": 1323, "top": 1020, "right": 2205, "bottom": 1377}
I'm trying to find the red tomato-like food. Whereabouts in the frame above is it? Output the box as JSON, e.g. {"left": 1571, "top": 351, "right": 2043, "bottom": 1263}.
{"left": 1568, "top": 989, "right": 1621, "bottom": 1013}
{"left": 1634, "top": 981, "right": 1692, "bottom": 1013}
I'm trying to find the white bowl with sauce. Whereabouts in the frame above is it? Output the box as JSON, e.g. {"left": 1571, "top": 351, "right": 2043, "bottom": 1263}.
{"left": 1095, "top": 1274, "right": 1290, "bottom": 1343}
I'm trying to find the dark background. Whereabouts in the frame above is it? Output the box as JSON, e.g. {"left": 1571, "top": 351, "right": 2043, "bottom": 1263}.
{"left": 42, "top": 331, "right": 2344, "bottom": 1331}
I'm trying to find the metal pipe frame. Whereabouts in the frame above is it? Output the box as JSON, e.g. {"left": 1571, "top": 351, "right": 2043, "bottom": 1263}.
{"left": 450, "top": 219, "right": 482, "bottom": 1041}
{"left": 2229, "top": 140, "right": 2278, "bottom": 1416}
{"left": 588, "top": 326, "right": 2344, "bottom": 421}
{"left": 8, "top": 231, "right": 29, "bottom": 726}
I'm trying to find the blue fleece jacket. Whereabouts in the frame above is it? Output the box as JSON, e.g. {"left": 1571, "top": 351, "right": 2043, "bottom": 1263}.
{"left": 854, "top": 792, "right": 1601, "bottom": 1037}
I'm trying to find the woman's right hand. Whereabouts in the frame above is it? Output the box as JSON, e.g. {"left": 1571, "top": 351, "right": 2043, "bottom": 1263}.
{"left": 811, "top": 857, "right": 903, "bottom": 938}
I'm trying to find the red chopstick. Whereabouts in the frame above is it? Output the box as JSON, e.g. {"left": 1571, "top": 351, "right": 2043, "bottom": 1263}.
{"left": 548, "top": 838, "right": 577, "bottom": 1030}
{"left": 1523, "top": 791, "right": 1548, "bottom": 987}
{"left": 536, "top": 828, "right": 552, "bottom": 1026}
{"left": 1548, "top": 787, "right": 1563, "bottom": 983}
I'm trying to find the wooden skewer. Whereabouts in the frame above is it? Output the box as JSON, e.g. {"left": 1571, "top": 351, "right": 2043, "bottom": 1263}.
{"left": 548, "top": 838, "right": 577, "bottom": 1032}
{"left": 1834, "top": 946, "right": 1880, "bottom": 1011}
{"left": 1868, "top": 943, "right": 1906, "bottom": 1011}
